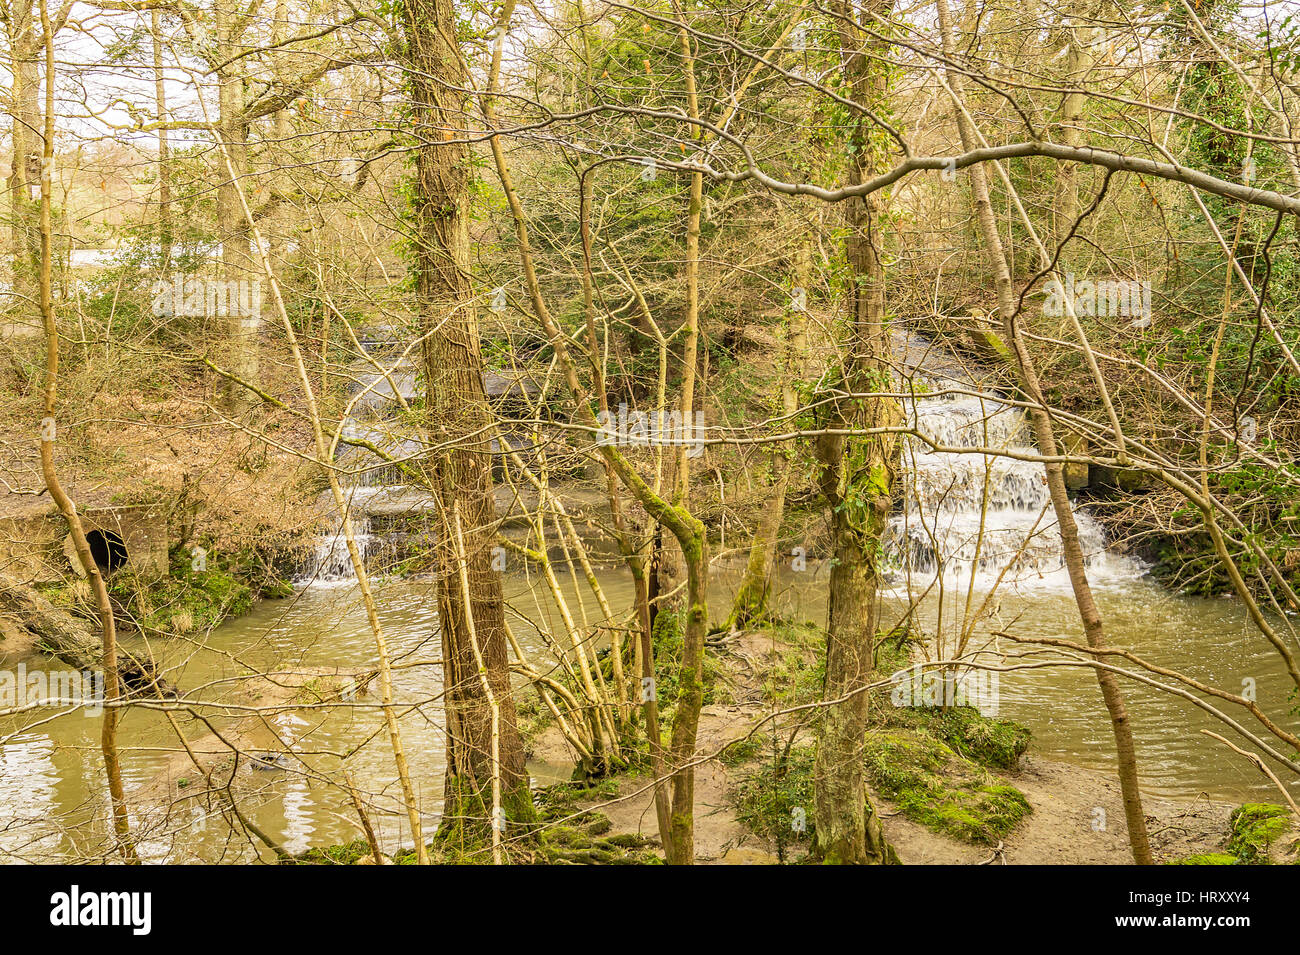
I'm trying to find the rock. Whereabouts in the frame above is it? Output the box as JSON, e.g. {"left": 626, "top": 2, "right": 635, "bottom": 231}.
{"left": 1061, "top": 431, "right": 1090, "bottom": 490}
{"left": 963, "top": 325, "right": 1014, "bottom": 366}
{"left": 1089, "top": 465, "right": 1149, "bottom": 493}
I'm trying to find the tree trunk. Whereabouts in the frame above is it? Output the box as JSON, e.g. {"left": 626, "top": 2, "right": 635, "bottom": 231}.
{"left": 935, "top": 0, "right": 1152, "bottom": 864}
{"left": 215, "top": 4, "right": 259, "bottom": 412}
{"left": 811, "top": 0, "right": 901, "bottom": 866}
{"left": 664, "top": 525, "right": 709, "bottom": 864}
{"left": 152, "top": 9, "right": 171, "bottom": 268}
{"left": 725, "top": 244, "right": 808, "bottom": 630}
{"left": 33, "top": 3, "right": 136, "bottom": 859}
{"left": 401, "top": 0, "right": 532, "bottom": 835}
{"left": 1053, "top": 12, "right": 1094, "bottom": 239}
{"left": 7, "top": 1, "right": 41, "bottom": 329}
{"left": 659, "top": 10, "right": 710, "bottom": 864}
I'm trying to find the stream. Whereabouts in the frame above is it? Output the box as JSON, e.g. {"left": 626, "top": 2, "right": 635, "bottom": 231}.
{"left": 2, "top": 332, "right": 1297, "bottom": 861}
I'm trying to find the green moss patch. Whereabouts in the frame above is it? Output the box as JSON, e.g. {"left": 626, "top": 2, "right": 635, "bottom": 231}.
{"left": 1168, "top": 853, "right": 1238, "bottom": 865}
{"left": 865, "top": 729, "right": 1031, "bottom": 845}
{"left": 1226, "top": 803, "right": 1293, "bottom": 864}
{"left": 289, "top": 838, "right": 373, "bottom": 865}
{"left": 533, "top": 780, "right": 661, "bottom": 864}
{"left": 101, "top": 549, "right": 296, "bottom": 638}
{"left": 539, "top": 823, "right": 661, "bottom": 864}
{"left": 883, "top": 704, "right": 1031, "bottom": 771}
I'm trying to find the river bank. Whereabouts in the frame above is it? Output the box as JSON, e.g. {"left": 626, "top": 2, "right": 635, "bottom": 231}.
{"left": 530, "top": 626, "right": 1296, "bottom": 865}
{"left": 3, "top": 328, "right": 1297, "bottom": 862}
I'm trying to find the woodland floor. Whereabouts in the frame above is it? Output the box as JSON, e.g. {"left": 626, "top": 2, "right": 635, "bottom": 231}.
{"left": 529, "top": 630, "right": 1235, "bottom": 865}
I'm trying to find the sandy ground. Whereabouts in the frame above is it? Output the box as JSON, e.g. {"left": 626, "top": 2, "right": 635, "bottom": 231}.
{"left": 880, "top": 754, "right": 1231, "bottom": 865}
{"left": 529, "top": 631, "right": 1237, "bottom": 865}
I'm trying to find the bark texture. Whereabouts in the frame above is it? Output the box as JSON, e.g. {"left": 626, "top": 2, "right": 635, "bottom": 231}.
{"left": 811, "top": 0, "right": 901, "bottom": 866}
{"left": 402, "top": 0, "right": 531, "bottom": 831}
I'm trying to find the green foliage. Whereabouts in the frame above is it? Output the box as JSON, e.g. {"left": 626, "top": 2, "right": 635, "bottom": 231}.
{"left": 107, "top": 551, "right": 255, "bottom": 636}
{"left": 864, "top": 730, "right": 1031, "bottom": 845}
{"left": 718, "top": 733, "right": 766, "bottom": 767}
{"left": 1225, "top": 803, "right": 1293, "bottom": 864}
{"left": 872, "top": 624, "right": 921, "bottom": 674}
{"left": 99, "top": 545, "right": 294, "bottom": 638}
{"left": 731, "top": 745, "right": 817, "bottom": 856}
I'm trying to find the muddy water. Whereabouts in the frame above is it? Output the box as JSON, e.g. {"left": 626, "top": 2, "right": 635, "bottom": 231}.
{"left": 758, "top": 563, "right": 1300, "bottom": 804}
{"left": 0, "top": 580, "right": 544, "bottom": 862}
{"left": 1, "top": 557, "right": 1296, "bottom": 862}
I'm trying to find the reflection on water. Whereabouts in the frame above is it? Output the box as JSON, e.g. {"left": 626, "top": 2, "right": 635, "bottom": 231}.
{"left": 0, "top": 732, "right": 62, "bottom": 859}
{"left": 2, "top": 558, "right": 1297, "bottom": 861}
{"left": 8, "top": 332, "right": 1293, "bottom": 860}
{"left": 758, "top": 561, "right": 1300, "bottom": 804}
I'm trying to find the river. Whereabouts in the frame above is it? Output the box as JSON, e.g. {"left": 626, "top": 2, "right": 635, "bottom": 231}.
{"left": 2, "top": 331, "right": 1296, "bottom": 861}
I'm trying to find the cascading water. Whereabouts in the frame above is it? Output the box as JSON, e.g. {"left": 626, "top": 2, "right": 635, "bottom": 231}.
{"left": 883, "top": 339, "right": 1136, "bottom": 588}
{"left": 294, "top": 327, "right": 532, "bottom": 583}
{"left": 298, "top": 329, "right": 432, "bottom": 583}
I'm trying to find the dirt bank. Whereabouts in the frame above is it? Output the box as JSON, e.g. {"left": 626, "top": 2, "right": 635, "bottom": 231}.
{"left": 529, "top": 630, "right": 1237, "bottom": 865}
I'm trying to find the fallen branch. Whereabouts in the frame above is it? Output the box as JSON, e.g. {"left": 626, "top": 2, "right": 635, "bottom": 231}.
{"left": 0, "top": 577, "right": 176, "bottom": 698}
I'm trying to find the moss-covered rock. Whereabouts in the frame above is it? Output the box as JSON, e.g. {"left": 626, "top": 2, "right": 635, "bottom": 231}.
{"left": 533, "top": 779, "right": 620, "bottom": 819}
{"left": 530, "top": 780, "right": 662, "bottom": 864}
{"left": 1226, "top": 803, "right": 1293, "bottom": 864}
{"left": 539, "top": 824, "right": 660, "bottom": 864}
{"left": 883, "top": 705, "right": 1031, "bottom": 771}
{"left": 731, "top": 730, "right": 1031, "bottom": 855}
{"left": 864, "top": 729, "right": 1031, "bottom": 845}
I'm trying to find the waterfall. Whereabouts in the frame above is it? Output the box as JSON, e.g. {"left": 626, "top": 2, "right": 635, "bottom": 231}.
{"left": 296, "top": 332, "right": 432, "bottom": 583}
{"left": 883, "top": 346, "right": 1137, "bottom": 587}
{"left": 302, "top": 512, "right": 379, "bottom": 583}
{"left": 294, "top": 326, "right": 536, "bottom": 584}
{"left": 297, "top": 327, "right": 1135, "bottom": 589}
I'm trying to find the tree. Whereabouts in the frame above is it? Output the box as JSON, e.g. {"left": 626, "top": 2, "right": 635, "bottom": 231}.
{"left": 809, "top": 0, "right": 900, "bottom": 865}
{"left": 401, "top": 0, "right": 533, "bottom": 841}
